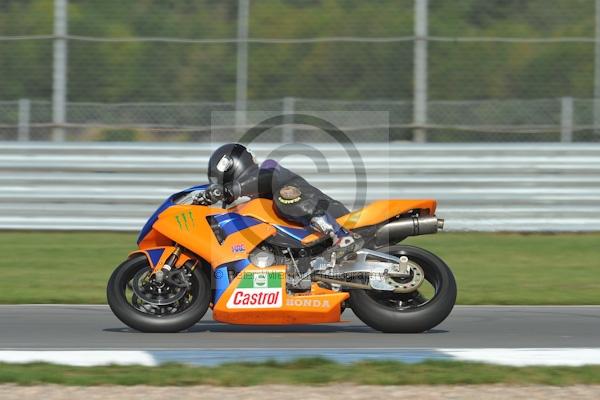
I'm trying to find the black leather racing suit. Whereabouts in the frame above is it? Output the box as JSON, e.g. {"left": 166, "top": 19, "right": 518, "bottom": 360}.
{"left": 225, "top": 159, "right": 349, "bottom": 234}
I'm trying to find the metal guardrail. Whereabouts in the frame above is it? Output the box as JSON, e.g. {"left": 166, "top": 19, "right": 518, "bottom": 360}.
{"left": 1, "top": 142, "right": 599, "bottom": 232}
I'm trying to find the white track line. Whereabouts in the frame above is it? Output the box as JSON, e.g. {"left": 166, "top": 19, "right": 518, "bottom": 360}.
{"left": 442, "top": 348, "right": 600, "bottom": 366}
{"left": 1, "top": 348, "right": 600, "bottom": 367}
{"left": 0, "top": 351, "right": 156, "bottom": 367}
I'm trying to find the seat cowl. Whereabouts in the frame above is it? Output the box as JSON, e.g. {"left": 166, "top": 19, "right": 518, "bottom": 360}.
{"left": 300, "top": 199, "right": 437, "bottom": 245}
{"left": 338, "top": 199, "right": 437, "bottom": 229}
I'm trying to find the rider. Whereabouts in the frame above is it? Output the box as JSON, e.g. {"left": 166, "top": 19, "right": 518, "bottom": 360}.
{"left": 199, "top": 143, "right": 363, "bottom": 260}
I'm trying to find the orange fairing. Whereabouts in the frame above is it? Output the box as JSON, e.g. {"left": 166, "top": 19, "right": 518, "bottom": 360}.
{"left": 151, "top": 205, "right": 276, "bottom": 268}
{"left": 138, "top": 229, "right": 172, "bottom": 249}
{"left": 212, "top": 265, "right": 349, "bottom": 325}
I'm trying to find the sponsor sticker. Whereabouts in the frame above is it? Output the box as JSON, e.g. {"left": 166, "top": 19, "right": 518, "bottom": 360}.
{"left": 286, "top": 298, "right": 331, "bottom": 308}
{"left": 226, "top": 271, "right": 283, "bottom": 309}
{"left": 175, "top": 211, "right": 195, "bottom": 232}
{"left": 231, "top": 243, "right": 246, "bottom": 253}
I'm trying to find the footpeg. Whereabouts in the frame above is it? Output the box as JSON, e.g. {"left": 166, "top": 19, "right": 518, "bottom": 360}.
{"left": 310, "top": 256, "right": 331, "bottom": 272}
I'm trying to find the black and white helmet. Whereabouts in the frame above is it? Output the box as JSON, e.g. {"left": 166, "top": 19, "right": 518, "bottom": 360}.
{"left": 207, "top": 143, "right": 257, "bottom": 186}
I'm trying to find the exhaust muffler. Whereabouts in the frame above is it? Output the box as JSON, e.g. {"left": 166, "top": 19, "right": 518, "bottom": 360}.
{"left": 375, "top": 215, "right": 444, "bottom": 246}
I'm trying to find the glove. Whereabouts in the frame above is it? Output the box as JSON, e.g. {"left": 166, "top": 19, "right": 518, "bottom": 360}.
{"left": 191, "top": 183, "right": 236, "bottom": 205}
{"left": 191, "top": 184, "right": 224, "bottom": 205}
{"left": 206, "top": 183, "right": 225, "bottom": 203}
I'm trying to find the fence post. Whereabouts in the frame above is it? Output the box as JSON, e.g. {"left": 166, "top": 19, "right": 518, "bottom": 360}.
{"left": 594, "top": 0, "right": 600, "bottom": 134}
{"left": 52, "top": 0, "right": 67, "bottom": 142}
{"left": 17, "top": 99, "right": 31, "bottom": 142}
{"left": 560, "top": 97, "right": 574, "bottom": 143}
{"left": 413, "top": 0, "right": 428, "bottom": 143}
{"left": 235, "top": 0, "right": 250, "bottom": 133}
{"left": 282, "top": 97, "right": 295, "bottom": 142}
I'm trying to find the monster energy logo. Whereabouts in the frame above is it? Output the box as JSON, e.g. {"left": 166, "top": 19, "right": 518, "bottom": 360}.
{"left": 175, "top": 211, "right": 196, "bottom": 231}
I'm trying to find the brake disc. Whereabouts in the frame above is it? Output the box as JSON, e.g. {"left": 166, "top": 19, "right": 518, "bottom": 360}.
{"left": 369, "top": 260, "right": 425, "bottom": 293}
{"left": 131, "top": 269, "right": 188, "bottom": 306}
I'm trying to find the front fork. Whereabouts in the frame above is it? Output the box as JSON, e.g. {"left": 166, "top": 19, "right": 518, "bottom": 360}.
{"left": 153, "top": 245, "right": 182, "bottom": 283}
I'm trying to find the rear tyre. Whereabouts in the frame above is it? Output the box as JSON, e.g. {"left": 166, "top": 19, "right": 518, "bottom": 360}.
{"left": 107, "top": 255, "right": 210, "bottom": 333}
{"left": 348, "top": 245, "right": 457, "bottom": 333}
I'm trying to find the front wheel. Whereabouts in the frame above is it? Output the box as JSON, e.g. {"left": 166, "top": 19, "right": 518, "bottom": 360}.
{"left": 348, "top": 245, "right": 457, "bottom": 333}
{"left": 107, "top": 255, "right": 210, "bottom": 333}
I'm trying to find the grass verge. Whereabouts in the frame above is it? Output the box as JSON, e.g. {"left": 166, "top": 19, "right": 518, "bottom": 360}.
{"left": 1, "top": 359, "right": 600, "bottom": 386}
{"left": 0, "top": 231, "right": 598, "bottom": 304}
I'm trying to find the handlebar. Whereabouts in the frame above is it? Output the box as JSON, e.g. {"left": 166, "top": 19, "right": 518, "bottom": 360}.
{"left": 191, "top": 184, "right": 226, "bottom": 205}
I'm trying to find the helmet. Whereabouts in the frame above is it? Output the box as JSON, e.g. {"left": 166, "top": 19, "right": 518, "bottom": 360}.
{"left": 208, "top": 143, "right": 257, "bottom": 185}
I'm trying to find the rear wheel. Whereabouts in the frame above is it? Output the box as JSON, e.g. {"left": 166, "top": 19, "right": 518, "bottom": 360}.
{"left": 348, "top": 245, "right": 457, "bottom": 333}
{"left": 107, "top": 255, "right": 210, "bottom": 333}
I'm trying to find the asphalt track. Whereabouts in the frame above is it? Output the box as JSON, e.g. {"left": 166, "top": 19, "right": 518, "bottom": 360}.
{"left": 1, "top": 305, "right": 599, "bottom": 350}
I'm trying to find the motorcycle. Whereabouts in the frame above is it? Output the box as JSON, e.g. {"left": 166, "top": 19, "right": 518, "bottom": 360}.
{"left": 107, "top": 185, "right": 457, "bottom": 333}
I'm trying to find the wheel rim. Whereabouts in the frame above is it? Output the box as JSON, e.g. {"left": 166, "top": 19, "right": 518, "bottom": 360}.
{"left": 121, "top": 259, "right": 200, "bottom": 317}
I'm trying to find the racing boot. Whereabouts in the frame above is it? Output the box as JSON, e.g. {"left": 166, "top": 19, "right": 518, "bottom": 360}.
{"left": 310, "top": 214, "right": 364, "bottom": 262}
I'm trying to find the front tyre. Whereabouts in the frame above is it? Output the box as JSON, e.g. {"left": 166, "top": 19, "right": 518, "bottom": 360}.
{"left": 107, "top": 255, "right": 210, "bottom": 333}
{"left": 348, "top": 245, "right": 457, "bottom": 333}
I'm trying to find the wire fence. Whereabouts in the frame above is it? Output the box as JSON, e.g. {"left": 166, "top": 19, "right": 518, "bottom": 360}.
{"left": 1, "top": 0, "right": 600, "bottom": 142}
{"left": 0, "top": 97, "right": 596, "bottom": 142}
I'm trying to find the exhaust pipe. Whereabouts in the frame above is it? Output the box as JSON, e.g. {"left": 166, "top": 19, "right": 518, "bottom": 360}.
{"left": 375, "top": 215, "right": 444, "bottom": 246}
